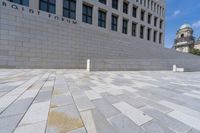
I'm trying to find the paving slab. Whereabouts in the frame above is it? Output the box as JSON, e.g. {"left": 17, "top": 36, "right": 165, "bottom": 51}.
{"left": 113, "top": 102, "right": 152, "bottom": 126}
{"left": 1, "top": 70, "right": 200, "bottom": 133}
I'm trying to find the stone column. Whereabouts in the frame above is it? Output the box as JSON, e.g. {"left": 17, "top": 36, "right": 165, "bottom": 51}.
{"left": 76, "top": 0, "right": 83, "bottom": 22}
{"left": 56, "top": 0, "right": 63, "bottom": 16}
{"left": 106, "top": 0, "right": 112, "bottom": 30}
{"left": 29, "top": 0, "right": 39, "bottom": 10}
{"left": 93, "top": 5, "right": 98, "bottom": 26}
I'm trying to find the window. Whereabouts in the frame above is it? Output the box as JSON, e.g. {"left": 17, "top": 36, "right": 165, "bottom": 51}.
{"left": 144, "top": 0, "right": 146, "bottom": 7}
{"left": 147, "top": 13, "right": 152, "bottom": 24}
{"left": 153, "top": 30, "right": 157, "bottom": 42}
{"left": 140, "top": 0, "right": 143, "bottom": 5}
{"left": 112, "top": 0, "right": 118, "bottom": 9}
{"left": 154, "top": 3, "right": 156, "bottom": 12}
{"left": 140, "top": 25, "right": 144, "bottom": 39}
{"left": 111, "top": 15, "right": 118, "bottom": 31}
{"left": 140, "top": 10, "right": 145, "bottom": 21}
{"left": 151, "top": 1, "right": 153, "bottom": 10}
{"left": 99, "top": 0, "right": 106, "bottom": 5}
{"left": 147, "top": 28, "right": 151, "bottom": 40}
{"left": 123, "top": 1, "right": 128, "bottom": 14}
{"left": 132, "top": 5, "right": 137, "bottom": 18}
{"left": 98, "top": 10, "right": 106, "bottom": 28}
{"left": 8, "top": 0, "right": 29, "bottom": 6}
{"left": 63, "top": 0, "right": 76, "bottom": 20}
{"left": 159, "top": 32, "right": 163, "bottom": 44}
{"left": 147, "top": 0, "right": 150, "bottom": 8}
{"left": 39, "top": 0, "right": 56, "bottom": 14}
{"left": 82, "top": 4, "right": 93, "bottom": 24}
{"left": 122, "top": 19, "right": 128, "bottom": 34}
{"left": 132, "top": 22, "right": 137, "bottom": 37}
{"left": 154, "top": 17, "right": 158, "bottom": 27}
{"left": 159, "top": 19, "right": 163, "bottom": 29}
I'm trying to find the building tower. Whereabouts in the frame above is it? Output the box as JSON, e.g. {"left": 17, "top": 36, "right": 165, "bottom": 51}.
{"left": 174, "top": 24, "right": 195, "bottom": 53}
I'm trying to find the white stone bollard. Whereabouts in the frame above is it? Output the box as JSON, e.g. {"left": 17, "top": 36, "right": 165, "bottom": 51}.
{"left": 173, "top": 65, "right": 177, "bottom": 72}
{"left": 87, "top": 59, "right": 90, "bottom": 72}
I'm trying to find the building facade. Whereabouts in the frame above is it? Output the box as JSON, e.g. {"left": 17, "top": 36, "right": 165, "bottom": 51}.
{"left": 0, "top": 0, "right": 167, "bottom": 69}
{"left": 174, "top": 24, "right": 200, "bottom": 53}
{"left": 5, "top": 0, "right": 165, "bottom": 44}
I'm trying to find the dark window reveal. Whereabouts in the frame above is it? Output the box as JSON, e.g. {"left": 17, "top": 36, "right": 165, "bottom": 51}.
{"left": 63, "top": 0, "right": 76, "bottom": 20}
{"left": 39, "top": 0, "right": 56, "bottom": 14}
{"left": 82, "top": 4, "right": 93, "bottom": 24}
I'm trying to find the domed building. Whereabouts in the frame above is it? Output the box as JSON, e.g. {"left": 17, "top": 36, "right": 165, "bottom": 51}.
{"left": 174, "top": 24, "right": 200, "bottom": 53}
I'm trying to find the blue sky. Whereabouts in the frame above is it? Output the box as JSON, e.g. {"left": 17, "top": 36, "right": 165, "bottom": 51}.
{"left": 165, "top": 0, "right": 200, "bottom": 48}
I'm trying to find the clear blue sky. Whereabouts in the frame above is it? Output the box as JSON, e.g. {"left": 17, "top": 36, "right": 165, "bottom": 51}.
{"left": 165, "top": 0, "right": 200, "bottom": 48}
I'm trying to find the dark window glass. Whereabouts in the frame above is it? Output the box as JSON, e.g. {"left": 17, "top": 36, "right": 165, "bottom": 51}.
{"left": 123, "top": 2, "right": 128, "bottom": 14}
{"left": 160, "top": 19, "right": 163, "bottom": 29}
{"left": 112, "top": 0, "right": 118, "bottom": 9}
{"left": 99, "top": 0, "right": 106, "bottom": 4}
{"left": 63, "top": 0, "right": 76, "bottom": 19}
{"left": 147, "top": 0, "right": 150, "bottom": 8}
{"left": 82, "top": 4, "right": 93, "bottom": 24}
{"left": 9, "top": 0, "right": 29, "bottom": 6}
{"left": 132, "top": 5, "right": 137, "bottom": 18}
{"left": 122, "top": 19, "right": 128, "bottom": 34}
{"left": 98, "top": 10, "right": 106, "bottom": 28}
{"left": 111, "top": 15, "right": 118, "bottom": 31}
{"left": 140, "top": 0, "right": 143, "bottom": 5}
{"left": 159, "top": 32, "right": 162, "bottom": 44}
{"left": 147, "top": 28, "right": 151, "bottom": 40}
{"left": 154, "top": 17, "right": 158, "bottom": 27}
{"left": 132, "top": 22, "right": 137, "bottom": 37}
{"left": 144, "top": 0, "right": 146, "bottom": 7}
{"left": 39, "top": 0, "right": 56, "bottom": 14}
{"left": 140, "top": 25, "right": 144, "bottom": 39}
{"left": 153, "top": 30, "right": 157, "bottom": 42}
{"left": 148, "top": 13, "right": 152, "bottom": 24}
{"left": 140, "top": 10, "right": 145, "bottom": 21}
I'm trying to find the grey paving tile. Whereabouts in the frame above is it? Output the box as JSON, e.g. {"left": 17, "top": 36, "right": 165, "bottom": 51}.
{"left": 34, "top": 90, "right": 52, "bottom": 103}
{"left": 141, "top": 106, "right": 192, "bottom": 133}
{"left": 142, "top": 119, "right": 175, "bottom": 133}
{"left": 92, "top": 99, "right": 120, "bottom": 118}
{"left": 188, "top": 129, "right": 200, "bottom": 133}
{"left": 0, "top": 98, "right": 33, "bottom": 117}
{"left": 108, "top": 114, "right": 146, "bottom": 133}
{"left": 51, "top": 94, "right": 74, "bottom": 107}
{"left": 80, "top": 109, "right": 117, "bottom": 133}
{"left": 0, "top": 114, "right": 23, "bottom": 133}
{"left": 67, "top": 128, "right": 87, "bottom": 133}
{"left": 74, "top": 96, "right": 95, "bottom": 112}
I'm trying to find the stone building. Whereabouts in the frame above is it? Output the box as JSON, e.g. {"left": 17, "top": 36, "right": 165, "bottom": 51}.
{"left": 1, "top": 0, "right": 200, "bottom": 71}
{"left": 174, "top": 24, "right": 200, "bottom": 53}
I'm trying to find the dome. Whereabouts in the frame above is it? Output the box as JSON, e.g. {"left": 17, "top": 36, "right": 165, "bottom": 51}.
{"left": 180, "top": 24, "right": 192, "bottom": 30}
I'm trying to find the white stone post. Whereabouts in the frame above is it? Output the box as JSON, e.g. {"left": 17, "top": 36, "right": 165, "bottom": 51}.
{"left": 87, "top": 59, "right": 91, "bottom": 72}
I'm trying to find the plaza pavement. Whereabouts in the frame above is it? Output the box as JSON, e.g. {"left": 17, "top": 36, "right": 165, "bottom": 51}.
{"left": 0, "top": 69, "right": 200, "bottom": 133}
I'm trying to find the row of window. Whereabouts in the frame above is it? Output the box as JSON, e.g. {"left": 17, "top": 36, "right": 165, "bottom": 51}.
{"left": 8, "top": 0, "right": 163, "bottom": 43}
{"left": 136, "top": 0, "right": 165, "bottom": 16}
{"left": 98, "top": 0, "right": 164, "bottom": 17}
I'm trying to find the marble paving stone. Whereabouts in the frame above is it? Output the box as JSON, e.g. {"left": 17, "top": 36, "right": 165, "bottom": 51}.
{"left": 137, "top": 97, "right": 173, "bottom": 113}
{"left": 51, "top": 93, "right": 74, "bottom": 107}
{"left": 108, "top": 114, "right": 146, "bottom": 133}
{"left": 188, "top": 129, "right": 200, "bottom": 133}
{"left": 113, "top": 102, "right": 152, "bottom": 126}
{"left": 84, "top": 90, "right": 102, "bottom": 100}
{"left": 192, "top": 90, "right": 200, "bottom": 95}
{"left": 92, "top": 99, "right": 120, "bottom": 118}
{"left": 67, "top": 128, "right": 87, "bottom": 133}
{"left": 168, "top": 110, "right": 200, "bottom": 130}
{"left": 183, "top": 93, "right": 200, "bottom": 100}
{"left": 158, "top": 100, "right": 200, "bottom": 119}
{"left": 18, "top": 101, "right": 50, "bottom": 125}
{"left": 0, "top": 114, "right": 23, "bottom": 133}
{"left": 80, "top": 109, "right": 117, "bottom": 133}
{"left": 14, "top": 121, "right": 46, "bottom": 133}
{"left": 0, "top": 98, "right": 33, "bottom": 117}
{"left": 74, "top": 96, "right": 95, "bottom": 112}
{"left": 34, "top": 90, "right": 52, "bottom": 103}
{"left": 117, "top": 94, "right": 146, "bottom": 108}
{"left": 101, "top": 93, "right": 121, "bottom": 104}
{"left": 141, "top": 107, "right": 191, "bottom": 133}
{"left": 141, "top": 119, "right": 175, "bottom": 133}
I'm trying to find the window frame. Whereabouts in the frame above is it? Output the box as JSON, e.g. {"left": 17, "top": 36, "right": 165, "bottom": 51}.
{"left": 39, "top": 0, "right": 56, "bottom": 14}
{"left": 63, "top": 0, "right": 76, "bottom": 20}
